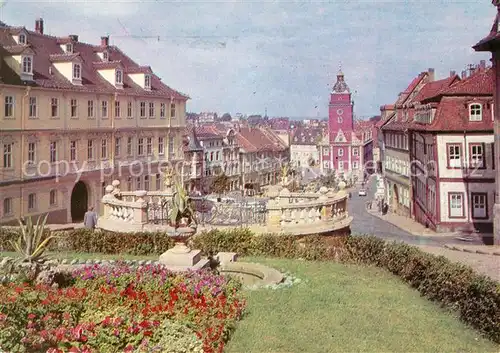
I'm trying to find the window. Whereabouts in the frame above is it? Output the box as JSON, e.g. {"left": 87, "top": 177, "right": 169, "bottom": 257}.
{"left": 210, "top": 152, "right": 214, "bottom": 161}
{"left": 323, "top": 147, "right": 329, "bottom": 156}
{"left": 103, "top": 51, "right": 108, "bottom": 61}
{"left": 114, "top": 101, "right": 120, "bottom": 117}
{"left": 115, "top": 70, "right": 123, "bottom": 84}
{"left": 127, "top": 137, "right": 133, "bottom": 156}
{"left": 49, "top": 141, "right": 57, "bottom": 163}
{"left": 87, "top": 100, "right": 94, "bottom": 118}
{"left": 127, "top": 101, "right": 132, "bottom": 118}
{"left": 144, "top": 175, "right": 150, "bottom": 191}
{"left": 4, "top": 96, "right": 13, "bottom": 117}
{"left": 51, "top": 98, "right": 58, "bottom": 117}
{"left": 138, "top": 138, "right": 144, "bottom": 156}
{"left": 352, "top": 161, "right": 359, "bottom": 169}
{"left": 170, "top": 103, "right": 176, "bottom": 118}
{"left": 470, "top": 144, "right": 484, "bottom": 168}
{"left": 3, "top": 143, "right": 12, "bottom": 168}
{"left": 27, "top": 142, "right": 36, "bottom": 165}
{"left": 70, "top": 140, "right": 77, "bottom": 161}
{"left": 66, "top": 43, "right": 73, "bottom": 53}
{"left": 101, "top": 139, "right": 108, "bottom": 159}
{"left": 49, "top": 190, "right": 57, "bottom": 206}
{"left": 323, "top": 161, "right": 329, "bottom": 169}
{"left": 168, "top": 136, "right": 175, "bottom": 159}
{"left": 447, "top": 144, "right": 462, "bottom": 168}
{"left": 149, "top": 102, "right": 154, "bottom": 118}
{"left": 469, "top": 104, "right": 482, "bottom": 121}
{"left": 136, "top": 176, "right": 142, "bottom": 190}
{"left": 160, "top": 103, "right": 166, "bottom": 118}
{"left": 158, "top": 137, "right": 164, "bottom": 155}
{"left": 101, "top": 182, "right": 106, "bottom": 197}
{"left": 101, "top": 101, "right": 108, "bottom": 118}
{"left": 338, "top": 148, "right": 344, "bottom": 157}
{"left": 338, "top": 160, "right": 344, "bottom": 170}
{"left": 155, "top": 173, "right": 161, "bottom": 190}
{"left": 115, "top": 137, "right": 121, "bottom": 157}
{"left": 449, "top": 193, "right": 464, "bottom": 218}
{"left": 3, "top": 197, "right": 12, "bottom": 216}
{"left": 127, "top": 176, "right": 132, "bottom": 191}
{"left": 28, "top": 193, "right": 36, "bottom": 211}
{"left": 70, "top": 99, "right": 77, "bottom": 117}
{"left": 87, "top": 140, "right": 94, "bottom": 160}
{"left": 140, "top": 102, "right": 146, "bottom": 117}
{"left": 72, "top": 63, "right": 81, "bottom": 79}
{"left": 216, "top": 151, "right": 220, "bottom": 161}
{"left": 337, "top": 116, "right": 343, "bottom": 123}
{"left": 471, "top": 193, "right": 487, "bottom": 219}
{"left": 29, "top": 97, "right": 37, "bottom": 117}
{"left": 144, "top": 74, "right": 151, "bottom": 89}
{"left": 352, "top": 147, "right": 359, "bottom": 156}
{"left": 146, "top": 137, "right": 153, "bottom": 156}
{"left": 18, "top": 34, "right": 26, "bottom": 44}
{"left": 22, "top": 56, "right": 32, "bottom": 74}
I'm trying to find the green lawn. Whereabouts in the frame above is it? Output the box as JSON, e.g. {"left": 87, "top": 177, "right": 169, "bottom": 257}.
{"left": 225, "top": 258, "right": 499, "bottom": 353}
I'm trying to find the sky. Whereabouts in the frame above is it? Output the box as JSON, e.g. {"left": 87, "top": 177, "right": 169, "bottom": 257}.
{"left": 1, "top": 0, "right": 495, "bottom": 119}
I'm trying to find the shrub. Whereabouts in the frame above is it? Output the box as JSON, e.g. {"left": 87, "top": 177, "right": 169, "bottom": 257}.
{"left": 0, "top": 227, "right": 498, "bottom": 343}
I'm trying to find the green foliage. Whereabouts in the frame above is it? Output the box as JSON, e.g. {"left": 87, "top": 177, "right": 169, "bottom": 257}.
{"left": 0, "top": 226, "right": 498, "bottom": 343}
{"left": 211, "top": 173, "right": 230, "bottom": 195}
{"left": 8, "top": 214, "right": 57, "bottom": 264}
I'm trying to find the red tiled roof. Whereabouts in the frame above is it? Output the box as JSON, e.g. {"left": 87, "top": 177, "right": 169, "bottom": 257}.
{"left": 3, "top": 44, "right": 32, "bottom": 54}
{"left": 49, "top": 53, "right": 81, "bottom": 62}
{"left": 127, "top": 66, "right": 153, "bottom": 74}
{"left": 411, "top": 96, "right": 493, "bottom": 132}
{"left": 440, "top": 67, "right": 493, "bottom": 96}
{"left": 92, "top": 60, "right": 123, "bottom": 69}
{"left": 0, "top": 23, "right": 188, "bottom": 99}
{"left": 236, "top": 127, "right": 286, "bottom": 153}
{"left": 291, "top": 128, "right": 322, "bottom": 145}
{"left": 413, "top": 75, "right": 459, "bottom": 103}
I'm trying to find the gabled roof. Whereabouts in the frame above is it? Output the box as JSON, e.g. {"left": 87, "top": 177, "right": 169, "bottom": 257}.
{"left": 414, "top": 75, "right": 459, "bottom": 103}
{"left": 440, "top": 67, "right": 493, "bottom": 96}
{"left": 291, "top": 128, "right": 322, "bottom": 145}
{"left": 236, "top": 127, "right": 287, "bottom": 153}
{"left": 0, "top": 21, "right": 189, "bottom": 99}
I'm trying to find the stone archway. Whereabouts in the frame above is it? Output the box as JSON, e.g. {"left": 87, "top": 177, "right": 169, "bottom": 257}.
{"left": 71, "top": 181, "right": 88, "bottom": 222}
{"left": 392, "top": 184, "right": 399, "bottom": 213}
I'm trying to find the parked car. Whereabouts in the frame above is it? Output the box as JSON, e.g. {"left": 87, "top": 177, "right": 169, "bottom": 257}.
{"left": 358, "top": 189, "right": 367, "bottom": 197}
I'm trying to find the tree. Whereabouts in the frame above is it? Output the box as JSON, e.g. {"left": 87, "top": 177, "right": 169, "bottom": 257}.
{"left": 211, "top": 173, "right": 230, "bottom": 198}
{"left": 220, "top": 113, "right": 232, "bottom": 121}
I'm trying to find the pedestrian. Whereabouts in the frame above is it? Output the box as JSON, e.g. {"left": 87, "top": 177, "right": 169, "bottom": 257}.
{"left": 83, "top": 206, "right": 98, "bottom": 230}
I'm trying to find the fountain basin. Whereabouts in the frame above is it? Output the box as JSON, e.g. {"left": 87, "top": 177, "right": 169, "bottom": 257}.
{"left": 219, "top": 262, "right": 284, "bottom": 288}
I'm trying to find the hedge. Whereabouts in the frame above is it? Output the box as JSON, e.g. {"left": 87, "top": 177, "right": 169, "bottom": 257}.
{"left": 0, "top": 226, "right": 499, "bottom": 343}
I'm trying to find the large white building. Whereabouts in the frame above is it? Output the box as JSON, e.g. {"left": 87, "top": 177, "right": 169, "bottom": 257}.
{"left": 290, "top": 128, "right": 322, "bottom": 168}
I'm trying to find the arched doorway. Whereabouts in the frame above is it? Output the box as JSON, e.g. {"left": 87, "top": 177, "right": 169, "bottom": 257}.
{"left": 71, "top": 181, "right": 88, "bottom": 222}
{"left": 392, "top": 184, "right": 399, "bottom": 213}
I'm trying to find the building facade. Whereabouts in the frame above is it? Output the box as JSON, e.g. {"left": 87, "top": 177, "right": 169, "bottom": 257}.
{"left": 290, "top": 128, "right": 321, "bottom": 168}
{"left": 410, "top": 67, "right": 494, "bottom": 233}
{"left": 473, "top": 1, "right": 500, "bottom": 243}
{"left": 319, "top": 70, "right": 363, "bottom": 181}
{"left": 0, "top": 19, "right": 188, "bottom": 224}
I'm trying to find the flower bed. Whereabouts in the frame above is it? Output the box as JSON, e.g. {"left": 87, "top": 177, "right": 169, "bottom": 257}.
{"left": 0, "top": 263, "right": 246, "bottom": 353}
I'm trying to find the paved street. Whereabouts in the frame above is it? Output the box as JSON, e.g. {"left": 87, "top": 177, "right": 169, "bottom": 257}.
{"left": 348, "top": 177, "right": 466, "bottom": 247}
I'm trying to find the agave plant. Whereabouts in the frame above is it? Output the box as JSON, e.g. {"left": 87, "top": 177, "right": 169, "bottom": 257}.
{"left": 169, "top": 182, "right": 197, "bottom": 229}
{"left": 8, "top": 214, "right": 57, "bottom": 264}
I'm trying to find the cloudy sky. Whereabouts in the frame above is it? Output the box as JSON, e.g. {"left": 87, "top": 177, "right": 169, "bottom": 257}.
{"left": 2, "top": 0, "right": 494, "bottom": 119}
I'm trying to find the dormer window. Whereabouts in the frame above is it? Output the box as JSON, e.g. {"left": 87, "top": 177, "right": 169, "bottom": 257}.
{"left": 103, "top": 51, "right": 108, "bottom": 61}
{"left": 144, "top": 74, "right": 151, "bottom": 89}
{"left": 73, "top": 63, "right": 81, "bottom": 80}
{"left": 18, "top": 34, "right": 26, "bottom": 44}
{"left": 469, "top": 103, "right": 482, "bottom": 121}
{"left": 66, "top": 43, "right": 73, "bottom": 53}
{"left": 115, "top": 69, "right": 123, "bottom": 85}
{"left": 22, "top": 56, "right": 32, "bottom": 74}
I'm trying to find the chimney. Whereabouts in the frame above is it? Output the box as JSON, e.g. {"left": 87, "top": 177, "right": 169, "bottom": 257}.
{"left": 480, "top": 60, "right": 486, "bottom": 69}
{"left": 450, "top": 70, "right": 456, "bottom": 77}
{"left": 428, "top": 68, "right": 435, "bottom": 82}
{"left": 461, "top": 70, "right": 467, "bottom": 79}
{"left": 69, "top": 34, "right": 78, "bottom": 42}
{"left": 101, "top": 36, "right": 109, "bottom": 47}
{"left": 35, "top": 18, "right": 44, "bottom": 34}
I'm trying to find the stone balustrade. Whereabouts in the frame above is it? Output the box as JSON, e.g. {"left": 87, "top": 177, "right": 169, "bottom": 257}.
{"left": 98, "top": 180, "right": 352, "bottom": 236}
